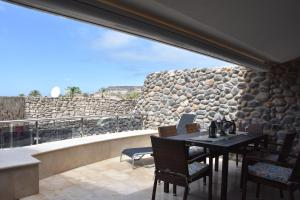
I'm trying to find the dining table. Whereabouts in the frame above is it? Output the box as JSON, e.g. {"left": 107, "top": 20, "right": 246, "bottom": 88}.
{"left": 169, "top": 131, "right": 268, "bottom": 200}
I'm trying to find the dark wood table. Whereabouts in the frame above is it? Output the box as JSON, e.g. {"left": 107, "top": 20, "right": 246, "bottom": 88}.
{"left": 169, "top": 132, "right": 267, "bottom": 200}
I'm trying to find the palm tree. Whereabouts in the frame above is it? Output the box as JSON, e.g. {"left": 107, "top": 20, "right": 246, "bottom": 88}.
{"left": 65, "top": 86, "right": 81, "bottom": 98}
{"left": 29, "top": 90, "right": 41, "bottom": 97}
{"left": 99, "top": 87, "right": 106, "bottom": 98}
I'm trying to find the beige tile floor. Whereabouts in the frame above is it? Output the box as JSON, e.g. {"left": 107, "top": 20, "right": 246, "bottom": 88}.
{"left": 22, "top": 157, "right": 299, "bottom": 200}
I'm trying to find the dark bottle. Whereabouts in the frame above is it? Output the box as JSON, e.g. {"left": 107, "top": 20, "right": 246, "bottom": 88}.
{"left": 230, "top": 120, "right": 236, "bottom": 134}
{"left": 220, "top": 117, "right": 227, "bottom": 136}
{"left": 209, "top": 121, "right": 217, "bottom": 138}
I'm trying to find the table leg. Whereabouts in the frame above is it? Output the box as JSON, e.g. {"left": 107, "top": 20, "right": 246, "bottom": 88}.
{"left": 164, "top": 181, "right": 169, "bottom": 193}
{"left": 263, "top": 135, "right": 268, "bottom": 148}
{"left": 221, "top": 152, "right": 229, "bottom": 200}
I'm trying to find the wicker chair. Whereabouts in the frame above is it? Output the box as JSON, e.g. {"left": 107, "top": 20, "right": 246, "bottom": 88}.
{"left": 151, "top": 136, "right": 212, "bottom": 200}
{"left": 185, "top": 123, "right": 201, "bottom": 134}
{"left": 158, "top": 125, "right": 207, "bottom": 162}
{"left": 235, "top": 123, "right": 264, "bottom": 167}
{"left": 158, "top": 125, "right": 177, "bottom": 137}
{"left": 241, "top": 131, "right": 297, "bottom": 194}
{"left": 242, "top": 150, "right": 300, "bottom": 200}
{"left": 245, "top": 131, "right": 297, "bottom": 166}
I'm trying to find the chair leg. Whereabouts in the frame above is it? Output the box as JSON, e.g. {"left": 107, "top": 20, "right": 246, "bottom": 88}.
{"left": 236, "top": 153, "right": 239, "bottom": 167}
{"left": 208, "top": 156, "right": 213, "bottom": 200}
{"left": 256, "top": 184, "right": 260, "bottom": 198}
{"left": 203, "top": 176, "right": 207, "bottom": 185}
{"left": 164, "top": 181, "right": 169, "bottom": 193}
{"left": 183, "top": 186, "right": 189, "bottom": 200}
{"left": 242, "top": 169, "right": 248, "bottom": 200}
{"left": 240, "top": 154, "right": 246, "bottom": 189}
{"left": 280, "top": 190, "right": 284, "bottom": 198}
{"left": 152, "top": 176, "right": 158, "bottom": 200}
{"left": 203, "top": 158, "right": 207, "bottom": 185}
{"left": 289, "top": 189, "right": 294, "bottom": 200}
{"left": 208, "top": 174, "right": 212, "bottom": 200}
{"left": 173, "top": 184, "right": 177, "bottom": 196}
{"left": 215, "top": 156, "right": 219, "bottom": 172}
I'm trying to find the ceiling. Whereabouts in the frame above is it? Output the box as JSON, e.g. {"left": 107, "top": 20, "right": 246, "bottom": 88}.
{"left": 6, "top": 0, "right": 300, "bottom": 71}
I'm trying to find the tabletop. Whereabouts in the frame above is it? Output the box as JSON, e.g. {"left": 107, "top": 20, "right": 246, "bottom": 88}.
{"left": 169, "top": 131, "right": 267, "bottom": 151}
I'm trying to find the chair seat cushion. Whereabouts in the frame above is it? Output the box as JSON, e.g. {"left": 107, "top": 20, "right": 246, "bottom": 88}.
{"left": 188, "top": 162, "right": 209, "bottom": 176}
{"left": 189, "top": 146, "right": 205, "bottom": 158}
{"left": 247, "top": 151, "right": 279, "bottom": 162}
{"left": 248, "top": 162, "right": 292, "bottom": 183}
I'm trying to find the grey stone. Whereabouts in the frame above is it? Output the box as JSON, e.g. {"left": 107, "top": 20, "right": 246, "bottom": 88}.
{"left": 231, "top": 87, "right": 239, "bottom": 96}
{"left": 163, "top": 88, "right": 170, "bottom": 95}
{"left": 196, "top": 110, "right": 207, "bottom": 115}
{"left": 208, "top": 111, "right": 216, "bottom": 117}
{"left": 228, "top": 100, "right": 237, "bottom": 106}
{"left": 242, "top": 94, "right": 254, "bottom": 101}
{"left": 282, "top": 115, "right": 295, "bottom": 124}
{"left": 224, "top": 87, "right": 231, "bottom": 94}
{"left": 254, "top": 77, "right": 265, "bottom": 82}
{"left": 250, "top": 111, "right": 261, "bottom": 118}
{"left": 219, "top": 98, "right": 227, "bottom": 104}
{"left": 272, "top": 98, "right": 286, "bottom": 106}
{"left": 231, "top": 78, "right": 239, "bottom": 85}
{"left": 273, "top": 88, "right": 282, "bottom": 94}
{"left": 283, "top": 90, "right": 293, "bottom": 97}
{"left": 256, "top": 92, "right": 269, "bottom": 102}
{"left": 249, "top": 82, "right": 259, "bottom": 88}
{"left": 214, "top": 74, "right": 223, "bottom": 81}
{"left": 236, "top": 111, "right": 245, "bottom": 118}
{"left": 248, "top": 100, "right": 261, "bottom": 107}
{"left": 290, "top": 85, "right": 300, "bottom": 93}
{"left": 237, "top": 83, "right": 247, "bottom": 89}
{"left": 225, "top": 94, "right": 233, "bottom": 99}
{"left": 197, "top": 94, "right": 205, "bottom": 100}
{"left": 185, "top": 107, "right": 192, "bottom": 113}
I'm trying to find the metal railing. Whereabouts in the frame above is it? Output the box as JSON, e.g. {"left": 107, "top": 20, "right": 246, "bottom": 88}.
{"left": 0, "top": 114, "right": 144, "bottom": 149}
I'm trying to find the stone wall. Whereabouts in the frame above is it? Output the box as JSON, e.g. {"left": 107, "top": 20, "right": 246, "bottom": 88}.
{"left": 136, "top": 66, "right": 245, "bottom": 127}
{"left": 0, "top": 97, "right": 25, "bottom": 120}
{"left": 25, "top": 97, "right": 136, "bottom": 119}
{"left": 136, "top": 65, "right": 300, "bottom": 137}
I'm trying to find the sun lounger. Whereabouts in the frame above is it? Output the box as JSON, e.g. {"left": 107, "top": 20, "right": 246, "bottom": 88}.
{"left": 120, "top": 147, "right": 153, "bottom": 168}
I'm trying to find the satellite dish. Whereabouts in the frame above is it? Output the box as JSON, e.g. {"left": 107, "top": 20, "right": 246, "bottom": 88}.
{"left": 51, "top": 86, "right": 61, "bottom": 97}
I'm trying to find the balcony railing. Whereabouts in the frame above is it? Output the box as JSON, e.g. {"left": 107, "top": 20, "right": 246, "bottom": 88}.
{"left": 0, "top": 114, "right": 144, "bottom": 149}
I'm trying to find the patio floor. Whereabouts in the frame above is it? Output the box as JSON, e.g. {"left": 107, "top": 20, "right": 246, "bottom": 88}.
{"left": 22, "top": 156, "right": 299, "bottom": 200}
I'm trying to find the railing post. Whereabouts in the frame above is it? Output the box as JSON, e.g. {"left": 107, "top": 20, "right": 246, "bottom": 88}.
{"left": 130, "top": 114, "right": 134, "bottom": 131}
{"left": 116, "top": 115, "right": 119, "bottom": 133}
{"left": 35, "top": 121, "right": 39, "bottom": 144}
{"left": 54, "top": 119, "right": 58, "bottom": 140}
{"left": 141, "top": 115, "right": 144, "bottom": 130}
{"left": 30, "top": 122, "right": 33, "bottom": 145}
{"left": 80, "top": 117, "right": 84, "bottom": 137}
{"left": 10, "top": 123, "right": 13, "bottom": 148}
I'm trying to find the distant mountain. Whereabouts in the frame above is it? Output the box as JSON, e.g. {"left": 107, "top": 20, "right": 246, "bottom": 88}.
{"left": 93, "top": 86, "right": 142, "bottom": 100}
{"left": 105, "top": 86, "right": 142, "bottom": 91}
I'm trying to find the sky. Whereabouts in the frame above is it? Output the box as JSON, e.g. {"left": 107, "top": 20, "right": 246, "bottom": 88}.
{"left": 0, "top": 1, "right": 232, "bottom": 96}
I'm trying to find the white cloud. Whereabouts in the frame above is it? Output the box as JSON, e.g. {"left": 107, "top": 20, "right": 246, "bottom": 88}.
{"left": 90, "top": 29, "right": 231, "bottom": 67}
{"left": 91, "top": 30, "right": 137, "bottom": 49}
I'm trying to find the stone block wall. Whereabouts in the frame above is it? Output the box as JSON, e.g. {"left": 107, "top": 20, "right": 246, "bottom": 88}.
{"left": 136, "top": 66, "right": 246, "bottom": 127}
{"left": 25, "top": 97, "right": 136, "bottom": 119}
{"left": 0, "top": 97, "right": 25, "bottom": 120}
{"left": 135, "top": 65, "right": 300, "bottom": 138}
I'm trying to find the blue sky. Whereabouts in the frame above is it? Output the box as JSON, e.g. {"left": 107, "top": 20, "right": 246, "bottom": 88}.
{"left": 0, "top": 1, "right": 231, "bottom": 96}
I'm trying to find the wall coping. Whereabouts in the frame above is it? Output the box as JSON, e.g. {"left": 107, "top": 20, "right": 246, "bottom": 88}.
{"left": 0, "top": 129, "right": 157, "bottom": 170}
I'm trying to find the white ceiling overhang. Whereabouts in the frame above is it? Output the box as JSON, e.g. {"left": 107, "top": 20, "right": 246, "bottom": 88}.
{"left": 6, "top": 0, "right": 300, "bottom": 71}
